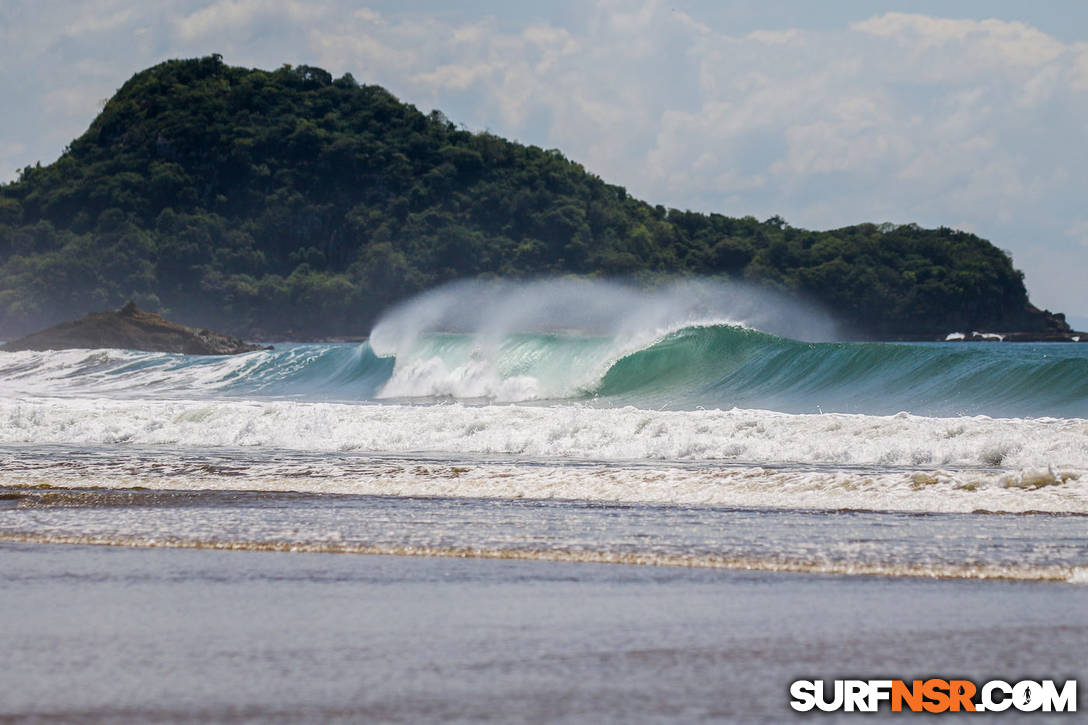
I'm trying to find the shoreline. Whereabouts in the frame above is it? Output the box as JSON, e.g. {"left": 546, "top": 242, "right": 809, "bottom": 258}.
{"left": 4, "top": 483, "right": 1086, "bottom": 584}
{"left": 2, "top": 531, "right": 1083, "bottom": 584}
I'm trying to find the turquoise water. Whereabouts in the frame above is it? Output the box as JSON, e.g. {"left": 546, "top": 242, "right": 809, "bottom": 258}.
{"left": 5, "top": 326, "right": 1086, "bottom": 417}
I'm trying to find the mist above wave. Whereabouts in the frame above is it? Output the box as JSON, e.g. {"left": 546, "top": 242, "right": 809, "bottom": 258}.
{"left": 368, "top": 278, "right": 837, "bottom": 400}
{"left": 370, "top": 278, "right": 837, "bottom": 350}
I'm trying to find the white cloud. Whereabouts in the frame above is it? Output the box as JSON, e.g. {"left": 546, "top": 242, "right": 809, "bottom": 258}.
{"left": 1069, "top": 221, "right": 1088, "bottom": 249}
{"left": 175, "top": 0, "right": 328, "bottom": 42}
{"left": 175, "top": 0, "right": 265, "bottom": 40}
{"left": 1072, "top": 44, "right": 1088, "bottom": 90}
{"left": 309, "top": 29, "right": 418, "bottom": 77}
{"left": 413, "top": 62, "right": 496, "bottom": 91}
{"left": 63, "top": 6, "right": 136, "bottom": 37}
{"left": 745, "top": 28, "right": 803, "bottom": 46}
{"left": 852, "top": 12, "right": 1064, "bottom": 65}
{"left": 353, "top": 8, "right": 383, "bottom": 25}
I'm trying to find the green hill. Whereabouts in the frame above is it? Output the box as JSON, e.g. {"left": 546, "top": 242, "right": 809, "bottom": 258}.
{"left": 0, "top": 54, "right": 1071, "bottom": 339}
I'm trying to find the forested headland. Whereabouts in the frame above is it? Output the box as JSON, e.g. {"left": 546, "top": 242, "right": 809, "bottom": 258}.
{"left": 0, "top": 55, "right": 1072, "bottom": 340}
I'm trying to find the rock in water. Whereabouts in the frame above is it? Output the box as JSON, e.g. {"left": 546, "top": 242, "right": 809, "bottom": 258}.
{"left": 0, "top": 303, "right": 271, "bottom": 355}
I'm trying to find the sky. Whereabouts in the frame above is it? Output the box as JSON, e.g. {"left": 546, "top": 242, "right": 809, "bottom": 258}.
{"left": 3, "top": 0, "right": 1087, "bottom": 324}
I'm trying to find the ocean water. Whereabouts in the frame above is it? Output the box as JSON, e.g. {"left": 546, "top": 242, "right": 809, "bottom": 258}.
{"left": 1, "top": 281, "right": 1087, "bottom": 582}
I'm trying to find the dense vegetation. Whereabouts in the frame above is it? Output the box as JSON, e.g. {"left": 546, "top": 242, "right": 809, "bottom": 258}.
{"left": 0, "top": 55, "right": 1068, "bottom": 339}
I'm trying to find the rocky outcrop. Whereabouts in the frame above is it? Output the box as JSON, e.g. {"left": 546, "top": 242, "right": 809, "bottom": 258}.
{"left": 0, "top": 302, "right": 271, "bottom": 355}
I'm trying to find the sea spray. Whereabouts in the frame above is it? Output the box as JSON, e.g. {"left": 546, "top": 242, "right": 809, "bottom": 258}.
{"left": 368, "top": 278, "right": 838, "bottom": 400}
{"left": 369, "top": 277, "right": 839, "bottom": 350}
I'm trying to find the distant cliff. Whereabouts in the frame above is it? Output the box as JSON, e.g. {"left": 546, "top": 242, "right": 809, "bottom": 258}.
{"left": 0, "top": 54, "right": 1071, "bottom": 340}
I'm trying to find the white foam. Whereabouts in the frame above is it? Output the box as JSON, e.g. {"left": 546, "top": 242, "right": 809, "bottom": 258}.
{"left": 0, "top": 347, "right": 272, "bottom": 397}
{"left": 373, "top": 325, "right": 718, "bottom": 401}
{"left": 377, "top": 352, "right": 544, "bottom": 400}
{"left": 4, "top": 456, "right": 1086, "bottom": 514}
{"left": 2, "top": 397, "right": 1086, "bottom": 513}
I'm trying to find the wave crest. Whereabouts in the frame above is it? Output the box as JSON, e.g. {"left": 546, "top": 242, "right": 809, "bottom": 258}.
{"left": 3, "top": 323, "right": 1088, "bottom": 416}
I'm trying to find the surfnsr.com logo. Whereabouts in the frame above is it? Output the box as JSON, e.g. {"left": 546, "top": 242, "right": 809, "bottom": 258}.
{"left": 790, "top": 679, "right": 1077, "bottom": 713}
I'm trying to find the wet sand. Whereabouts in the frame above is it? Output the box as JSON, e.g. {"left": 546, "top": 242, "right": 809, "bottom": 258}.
{"left": 1, "top": 542, "right": 1086, "bottom": 723}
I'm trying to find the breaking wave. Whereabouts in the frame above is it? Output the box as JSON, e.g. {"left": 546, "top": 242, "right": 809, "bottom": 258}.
{"left": 3, "top": 323, "right": 1088, "bottom": 417}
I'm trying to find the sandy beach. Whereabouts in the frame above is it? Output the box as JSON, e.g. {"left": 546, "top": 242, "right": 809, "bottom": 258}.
{"left": 2, "top": 541, "right": 1085, "bottom": 722}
